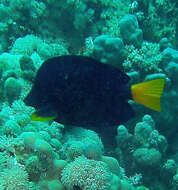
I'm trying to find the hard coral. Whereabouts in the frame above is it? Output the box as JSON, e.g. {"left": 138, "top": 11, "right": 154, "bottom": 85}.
{"left": 61, "top": 156, "right": 112, "bottom": 190}
{"left": 133, "top": 147, "right": 162, "bottom": 168}
{"left": 123, "top": 42, "right": 162, "bottom": 76}
{"left": 0, "top": 165, "right": 29, "bottom": 190}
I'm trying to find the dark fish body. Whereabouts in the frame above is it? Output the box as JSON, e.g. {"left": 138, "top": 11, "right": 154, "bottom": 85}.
{"left": 25, "top": 55, "right": 134, "bottom": 127}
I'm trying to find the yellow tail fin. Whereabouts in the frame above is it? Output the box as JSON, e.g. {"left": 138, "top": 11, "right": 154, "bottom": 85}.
{"left": 131, "top": 79, "right": 165, "bottom": 112}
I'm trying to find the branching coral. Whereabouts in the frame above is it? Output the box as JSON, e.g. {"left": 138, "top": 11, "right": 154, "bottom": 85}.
{"left": 123, "top": 42, "right": 162, "bottom": 76}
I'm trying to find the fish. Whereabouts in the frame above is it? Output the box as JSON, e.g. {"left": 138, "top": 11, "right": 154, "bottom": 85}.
{"left": 24, "top": 55, "right": 165, "bottom": 128}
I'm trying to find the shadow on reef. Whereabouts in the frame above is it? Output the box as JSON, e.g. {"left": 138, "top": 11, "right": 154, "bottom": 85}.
{"left": 167, "top": 126, "right": 178, "bottom": 156}
{"left": 73, "top": 185, "right": 82, "bottom": 190}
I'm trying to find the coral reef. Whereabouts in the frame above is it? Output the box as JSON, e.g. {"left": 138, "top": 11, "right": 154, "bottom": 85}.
{"left": 93, "top": 35, "right": 125, "bottom": 69}
{"left": 115, "top": 115, "right": 177, "bottom": 190}
{"left": 0, "top": 165, "right": 29, "bottom": 190}
{"left": 120, "top": 14, "right": 143, "bottom": 48}
{"left": 61, "top": 156, "right": 112, "bottom": 190}
{"left": 0, "top": 0, "right": 177, "bottom": 190}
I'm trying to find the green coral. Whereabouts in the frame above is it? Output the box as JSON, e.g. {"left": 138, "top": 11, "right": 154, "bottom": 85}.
{"left": 4, "top": 77, "right": 22, "bottom": 103}
{"left": 136, "top": 186, "right": 150, "bottom": 190}
{"left": 134, "top": 0, "right": 177, "bottom": 44}
{"left": 0, "top": 165, "right": 29, "bottom": 190}
{"left": 11, "top": 35, "right": 69, "bottom": 60}
{"left": 133, "top": 148, "right": 162, "bottom": 168}
{"left": 123, "top": 42, "right": 162, "bottom": 76}
{"left": 61, "top": 156, "right": 112, "bottom": 190}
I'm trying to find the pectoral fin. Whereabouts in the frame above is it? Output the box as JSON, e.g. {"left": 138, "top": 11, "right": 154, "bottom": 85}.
{"left": 30, "top": 105, "right": 57, "bottom": 122}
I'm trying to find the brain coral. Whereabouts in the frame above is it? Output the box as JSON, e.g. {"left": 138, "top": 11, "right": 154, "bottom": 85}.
{"left": 61, "top": 156, "right": 111, "bottom": 190}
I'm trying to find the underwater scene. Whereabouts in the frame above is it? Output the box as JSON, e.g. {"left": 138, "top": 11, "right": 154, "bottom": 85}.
{"left": 0, "top": 0, "right": 177, "bottom": 190}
